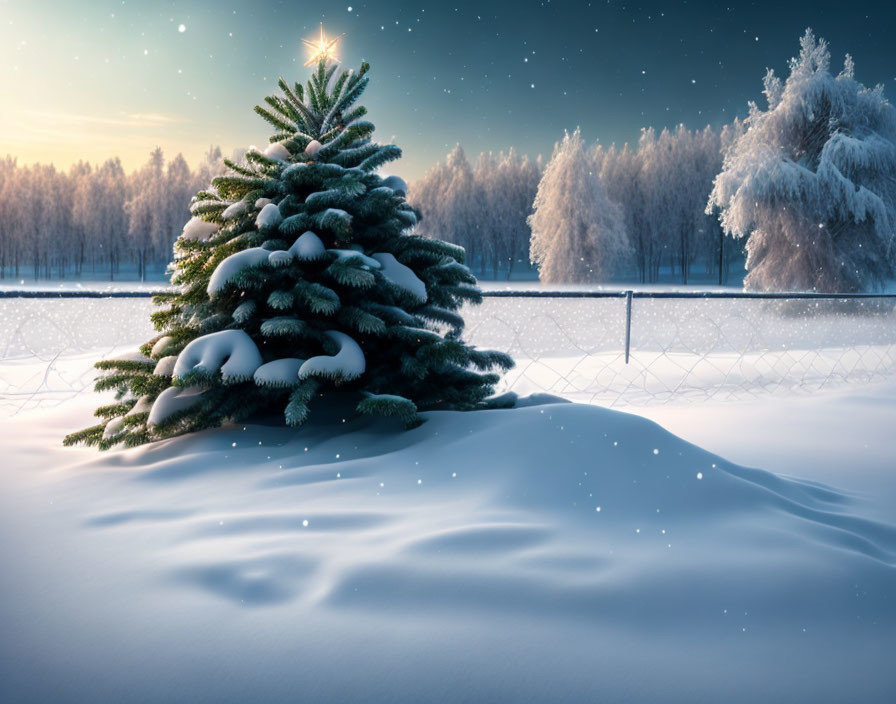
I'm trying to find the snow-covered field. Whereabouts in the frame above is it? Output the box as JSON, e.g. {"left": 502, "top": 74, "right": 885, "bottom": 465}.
{"left": 2, "top": 373, "right": 895, "bottom": 702}
{"left": 2, "top": 298, "right": 896, "bottom": 702}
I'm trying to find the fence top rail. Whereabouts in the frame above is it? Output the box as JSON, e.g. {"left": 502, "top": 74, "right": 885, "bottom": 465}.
{"left": 3, "top": 289, "right": 896, "bottom": 301}
{"left": 480, "top": 290, "right": 896, "bottom": 300}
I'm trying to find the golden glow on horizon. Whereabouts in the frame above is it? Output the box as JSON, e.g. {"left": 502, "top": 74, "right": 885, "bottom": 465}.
{"left": 302, "top": 23, "right": 343, "bottom": 66}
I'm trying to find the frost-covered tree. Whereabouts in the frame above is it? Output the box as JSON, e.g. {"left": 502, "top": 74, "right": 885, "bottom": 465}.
{"left": 529, "top": 128, "right": 629, "bottom": 283}
{"left": 71, "top": 159, "right": 126, "bottom": 280}
{"left": 65, "top": 57, "right": 513, "bottom": 449}
{"left": 126, "top": 148, "right": 167, "bottom": 281}
{"left": 194, "top": 146, "right": 225, "bottom": 190}
{"left": 409, "top": 146, "right": 541, "bottom": 278}
{"left": 708, "top": 29, "right": 896, "bottom": 292}
{"left": 67, "top": 161, "right": 94, "bottom": 277}
{"left": 409, "top": 145, "right": 480, "bottom": 267}
{"left": 594, "top": 122, "right": 739, "bottom": 284}
{"left": 594, "top": 143, "right": 643, "bottom": 280}
{"left": 491, "top": 149, "right": 541, "bottom": 279}
{"left": 0, "top": 150, "right": 228, "bottom": 281}
{"left": 0, "top": 157, "right": 21, "bottom": 277}
{"left": 474, "top": 151, "right": 501, "bottom": 276}
{"left": 443, "top": 145, "right": 484, "bottom": 267}
{"left": 654, "top": 125, "right": 725, "bottom": 283}
{"left": 162, "top": 154, "right": 195, "bottom": 261}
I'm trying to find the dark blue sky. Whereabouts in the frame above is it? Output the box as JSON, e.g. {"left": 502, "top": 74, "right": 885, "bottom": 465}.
{"left": 2, "top": 0, "right": 893, "bottom": 177}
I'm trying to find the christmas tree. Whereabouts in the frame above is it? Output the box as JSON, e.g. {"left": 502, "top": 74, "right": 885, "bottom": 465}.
{"left": 65, "top": 36, "right": 513, "bottom": 450}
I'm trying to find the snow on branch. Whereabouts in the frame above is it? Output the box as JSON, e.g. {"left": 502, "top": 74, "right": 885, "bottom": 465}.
{"left": 299, "top": 330, "right": 365, "bottom": 381}
{"left": 181, "top": 216, "right": 220, "bottom": 242}
{"left": 147, "top": 386, "right": 206, "bottom": 427}
{"left": 173, "top": 329, "right": 263, "bottom": 383}
{"left": 372, "top": 252, "right": 427, "bottom": 302}
{"left": 253, "top": 358, "right": 305, "bottom": 388}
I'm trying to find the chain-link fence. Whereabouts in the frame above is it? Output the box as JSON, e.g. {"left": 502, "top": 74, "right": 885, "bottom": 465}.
{"left": 465, "top": 292, "right": 896, "bottom": 405}
{"left": 2, "top": 290, "right": 895, "bottom": 415}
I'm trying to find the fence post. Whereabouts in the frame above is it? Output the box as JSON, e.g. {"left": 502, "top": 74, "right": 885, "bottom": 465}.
{"left": 718, "top": 230, "right": 724, "bottom": 286}
{"left": 624, "top": 290, "right": 633, "bottom": 364}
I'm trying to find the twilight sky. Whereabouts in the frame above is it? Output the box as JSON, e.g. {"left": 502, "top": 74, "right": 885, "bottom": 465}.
{"left": 1, "top": 0, "right": 894, "bottom": 179}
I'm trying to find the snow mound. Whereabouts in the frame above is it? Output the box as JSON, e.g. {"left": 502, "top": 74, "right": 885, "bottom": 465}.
{"left": 2, "top": 397, "right": 895, "bottom": 702}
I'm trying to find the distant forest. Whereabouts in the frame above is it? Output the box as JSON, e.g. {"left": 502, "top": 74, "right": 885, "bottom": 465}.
{"left": 0, "top": 147, "right": 228, "bottom": 282}
{"left": 408, "top": 123, "right": 745, "bottom": 284}
{"left": 0, "top": 131, "right": 744, "bottom": 285}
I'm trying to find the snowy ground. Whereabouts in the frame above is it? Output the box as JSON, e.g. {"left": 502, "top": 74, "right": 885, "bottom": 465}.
{"left": 1, "top": 352, "right": 895, "bottom": 702}
{"left": 2, "top": 295, "right": 895, "bottom": 701}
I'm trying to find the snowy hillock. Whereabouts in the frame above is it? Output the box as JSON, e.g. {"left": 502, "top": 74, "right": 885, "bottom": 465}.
{"left": 2, "top": 392, "right": 896, "bottom": 702}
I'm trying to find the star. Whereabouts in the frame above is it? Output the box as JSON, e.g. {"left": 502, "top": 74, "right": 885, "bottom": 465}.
{"left": 302, "top": 23, "right": 343, "bottom": 66}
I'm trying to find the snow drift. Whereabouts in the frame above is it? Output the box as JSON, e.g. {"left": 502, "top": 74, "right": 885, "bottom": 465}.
{"left": 1, "top": 392, "right": 895, "bottom": 703}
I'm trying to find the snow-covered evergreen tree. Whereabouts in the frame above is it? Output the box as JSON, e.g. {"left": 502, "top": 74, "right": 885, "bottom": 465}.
{"left": 65, "top": 57, "right": 513, "bottom": 449}
{"left": 529, "top": 128, "right": 629, "bottom": 283}
{"left": 708, "top": 29, "right": 896, "bottom": 292}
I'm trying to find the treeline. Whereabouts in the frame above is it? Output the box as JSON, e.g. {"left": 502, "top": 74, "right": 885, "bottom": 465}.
{"left": 408, "top": 123, "right": 745, "bottom": 283}
{"left": 408, "top": 147, "right": 542, "bottom": 279}
{"left": 414, "top": 31, "right": 896, "bottom": 292}
{"left": 1, "top": 130, "right": 739, "bottom": 285}
{"left": 594, "top": 122, "right": 744, "bottom": 283}
{"left": 0, "top": 148, "right": 225, "bottom": 281}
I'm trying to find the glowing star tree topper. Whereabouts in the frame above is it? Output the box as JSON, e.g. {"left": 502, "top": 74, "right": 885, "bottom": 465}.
{"left": 303, "top": 23, "right": 344, "bottom": 66}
